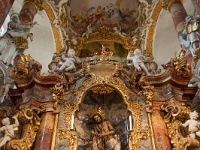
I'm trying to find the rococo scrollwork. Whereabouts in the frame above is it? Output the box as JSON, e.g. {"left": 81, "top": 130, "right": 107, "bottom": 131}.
{"left": 161, "top": 97, "right": 200, "bottom": 150}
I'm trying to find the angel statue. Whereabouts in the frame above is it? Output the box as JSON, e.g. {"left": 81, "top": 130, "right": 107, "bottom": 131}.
{"left": 0, "top": 116, "right": 19, "bottom": 147}
{"left": 180, "top": 111, "right": 200, "bottom": 139}
{"left": 56, "top": 48, "right": 81, "bottom": 73}
{"left": 113, "top": 25, "right": 127, "bottom": 38}
{"left": 127, "top": 49, "right": 150, "bottom": 75}
{"left": 82, "top": 24, "right": 93, "bottom": 39}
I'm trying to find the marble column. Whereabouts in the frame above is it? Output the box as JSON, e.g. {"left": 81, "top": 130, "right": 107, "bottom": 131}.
{"left": 34, "top": 112, "right": 55, "bottom": 150}
{"left": 0, "top": 0, "right": 14, "bottom": 28}
{"left": 163, "top": 0, "right": 193, "bottom": 63}
{"left": 151, "top": 109, "right": 171, "bottom": 150}
{"left": 167, "top": 0, "right": 188, "bottom": 32}
{"left": 19, "top": 1, "right": 38, "bottom": 24}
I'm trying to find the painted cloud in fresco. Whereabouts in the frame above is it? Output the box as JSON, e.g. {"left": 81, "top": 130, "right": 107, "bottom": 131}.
{"left": 68, "top": 0, "right": 140, "bottom": 34}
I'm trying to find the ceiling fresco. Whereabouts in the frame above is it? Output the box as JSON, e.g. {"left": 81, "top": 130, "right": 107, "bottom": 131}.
{"left": 68, "top": 0, "right": 140, "bottom": 34}
{"left": 48, "top": 0, "right": 155, "bottom": 54}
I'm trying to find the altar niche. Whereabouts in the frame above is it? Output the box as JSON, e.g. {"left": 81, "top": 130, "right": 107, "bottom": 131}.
{"left": 74, "top": 90, "right": 132, "bottom": 150}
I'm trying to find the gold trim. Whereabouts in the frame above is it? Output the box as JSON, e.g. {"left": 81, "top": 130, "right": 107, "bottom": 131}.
{"left": 55, "top": 61, "right": 146, "bottom": 149}
{"left": 148, "top": 113, "right": 156, "bottom": 150}
{"left": 70, "top": 26, "right": 135, "bottom": 53}
{"left": 146, "top": 1, "right": 162, "bottom": 56}
{"left": 139, "top": 85, "right": 156, "bottom": 150}
{"left": 51, "top": 113, "right": 58, "bottom": 150}
{"left": 6, "top": 108, "right": 41, "bottom": 150}
{"left": 160, "top": 97, "right": 200, "bottom": 149}
{"left": 43, "top": 2, "right": 63, "bottom": 52}
{"left": 74, "top": 76, "right": 143, "bottom": 149}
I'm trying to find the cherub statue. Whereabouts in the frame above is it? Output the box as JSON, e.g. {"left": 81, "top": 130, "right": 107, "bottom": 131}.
{"left": 56, "top": 48, "right": 81, "bottom": 73}
{"left": 113, "top": 25, "right": 127, "bottom": 38}
{"left": 82, "top": 24, "right": 93, "bottom": 38}
{"left": 180, "top": 111, "right": 200, "bottom": 139}
{"left": 0, "top": 116, "right": 19, "bottom": 147}
{"left": 127, "top": 49, "right": 150, "bottom": 75}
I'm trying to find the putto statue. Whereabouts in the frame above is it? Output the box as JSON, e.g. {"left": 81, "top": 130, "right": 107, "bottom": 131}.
{"left": 180, "top": 111, "right": 200, "bottom": 139}
{"left": 82, "top": 24, "right": 93, "bottom": 38}
{"left": 113, "top": 25, "right": 127, "bottom": 38}
{"left": 0, "top": 116, "right": 19, "bottom": 147}
{"left": 56, "top": 48, "right": 81, "bottom": 73}
{"left": 127, "top": 49, "right": 150, "bottom": 75}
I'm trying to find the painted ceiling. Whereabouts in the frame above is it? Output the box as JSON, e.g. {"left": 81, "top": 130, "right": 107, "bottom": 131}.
{"left": 68, "top": 0, "right": 139, "bottom": 34}
{"left": 8, "top": 0, "right": 194, "bottom": 73}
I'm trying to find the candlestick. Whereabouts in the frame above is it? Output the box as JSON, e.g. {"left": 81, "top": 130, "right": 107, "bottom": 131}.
{"left": 129, "top": 115, "right": 132, "bottom": 130}
{"left": 71, "top": 114, "right": 74, "bottom": 129}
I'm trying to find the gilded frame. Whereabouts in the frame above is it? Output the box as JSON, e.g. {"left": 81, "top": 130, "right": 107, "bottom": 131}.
{"left": 57, "top": 62, "right": 143, "bottom": 150}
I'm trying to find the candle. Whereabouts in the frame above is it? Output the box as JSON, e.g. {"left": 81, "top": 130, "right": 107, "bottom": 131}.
{"left": 71, "top": 114, "right": 74, "bottom": 129}
{"left": 129, "top": 115, "right": 132, "bottom": 130}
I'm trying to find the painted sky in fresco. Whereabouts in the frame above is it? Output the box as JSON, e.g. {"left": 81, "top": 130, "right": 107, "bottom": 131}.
{"left": 68, "top": 0, "right": 140, "bottom": 33}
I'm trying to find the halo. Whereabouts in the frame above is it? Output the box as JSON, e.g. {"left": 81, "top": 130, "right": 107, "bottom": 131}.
{"left": 89, "top": 106, "right": 106, "bottom": 120}
{"left": 10, "top": 13, "right": 20, "bottom": 19}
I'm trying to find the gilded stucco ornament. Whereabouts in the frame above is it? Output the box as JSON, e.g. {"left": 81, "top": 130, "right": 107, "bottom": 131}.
{"left": 90, "top": 85, "right": 115, "bottom": 95}
{"left": 42, "top": 1, "right": 63, "bottom": 52}
{"left": 4, "top": 107, "right": 42, "bottom": 150}
{"left": 173, "top": 49, "right": 191, "bottom": 77}
{"left": 13, "top": 54, "right": 33, "bottom": 80}
{"left": 138, "top": 84, "right": 154, "bottom": 113}
{"left": 75, "top": 62, "right": 145, "bottom": 150}
{"left": 161, "top": 98, "right": 200, "bottom": 150}
{"left": 55, "top": 59, "right": 150, "bottom": 149}
{"left": 146, "top": 1, "right": 162, "bottom": 55}
{"left": 57, "top": 128, "right": 77, "bottom": 150}
{"left": 69, "top": 26, "right": 135, "bottom": 53}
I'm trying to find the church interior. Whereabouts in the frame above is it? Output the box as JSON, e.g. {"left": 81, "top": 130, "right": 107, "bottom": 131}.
{"left": 0, "top": 0, "right": 200, "bottom": 149}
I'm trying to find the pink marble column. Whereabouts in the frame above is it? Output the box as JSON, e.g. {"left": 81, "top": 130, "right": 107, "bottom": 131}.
{"left": 168, "top": 0, "right": 187, "bottom": 32}
{"left": 34, "top": 112, "right": 55, "bottom": 150}
{"left": 151, "top": 101, "right": 171, "bottom": 150}
{"left": 151, "top": 110, "right": 171, "bottom": 150}
{"left": 19, "top": 1, "right": 38, "bottom": 24}
{"left": 167, "top": 0, "right": 193, "bottom": 63}
{"left": 0, "top": 0, "right": 14, "bottom": 28}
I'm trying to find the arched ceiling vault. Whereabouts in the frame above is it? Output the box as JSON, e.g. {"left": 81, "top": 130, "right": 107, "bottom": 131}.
{"left": 9, "top": 0, "right": 194, "bottom": 73}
